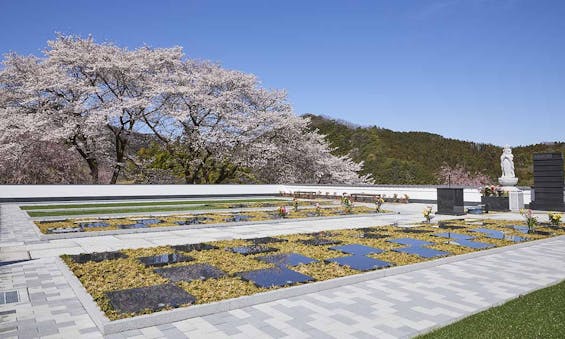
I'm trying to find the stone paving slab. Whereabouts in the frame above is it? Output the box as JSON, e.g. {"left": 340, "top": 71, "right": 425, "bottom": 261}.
{"left": 2, "top": 202, "right": 563, "bottom": 338}
{"left": 1, "top": 236, "right": 564, "bottom": 338}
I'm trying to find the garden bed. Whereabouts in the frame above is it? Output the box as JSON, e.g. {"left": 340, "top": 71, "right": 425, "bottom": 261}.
{"left": 24, "top": 198, "right": 335, "bottom": 218}
{"left": 61, "top": 219, "right": 565, "bottom": 322}
{"left": 36, "top": 205, "right": 378, "bottom": 234}
{"left": 21, "top": 198, "right": 286, "bottom": 211}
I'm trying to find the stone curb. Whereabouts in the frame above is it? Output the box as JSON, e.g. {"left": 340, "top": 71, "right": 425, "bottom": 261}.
{"left": 57, "top": 234, "right": 565, "bottom": 335}
{"left": 35, "top": 212, "right": 396, "bottom": 240}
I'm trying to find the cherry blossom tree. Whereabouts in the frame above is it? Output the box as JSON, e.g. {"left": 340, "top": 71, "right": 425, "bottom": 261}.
{"left": 437, "top": 164, "right": 492, "bottom": 187}
{"left": 0, "top": 137, "right": 90, "bottom": 184}
{"left": 142, "top": 60, "right": 370, "bottom": 184}
{"left": 1, "top": 34, "right": 369, "bottom": 185}
{"left": 249, "top": 117, "right": 372, "bottom": 184}
{"left": 0, "top": 35, "right": 183, "bottom": 183}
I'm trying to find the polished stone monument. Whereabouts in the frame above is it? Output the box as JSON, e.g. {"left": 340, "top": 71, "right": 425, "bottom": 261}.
{"left": 436, "top": 187, "right": 465, "bottom": 215}
{"left": 529, "top": 152, "right": 565, "bottom": 212}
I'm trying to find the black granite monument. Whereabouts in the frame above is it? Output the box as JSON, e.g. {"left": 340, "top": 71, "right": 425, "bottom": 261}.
{"left": 481, "top": 196, "right": 509, "bottom": 212}
{"left": 529, "top": 153, "right": 565, "bottom": 212}
{"left": 436, "top": 187, "right": 465, "bottom": 215}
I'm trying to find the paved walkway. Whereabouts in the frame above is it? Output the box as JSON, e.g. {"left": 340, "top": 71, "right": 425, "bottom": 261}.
{"left": 1, "top": 202, "right": 562, "bottom": 338}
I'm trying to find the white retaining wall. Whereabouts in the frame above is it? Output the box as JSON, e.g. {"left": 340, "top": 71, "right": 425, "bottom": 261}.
{"left": 0, "top": 184, "right": 532, "bottom": 204}
{"left": 0, "top": 185, "right": 282, "bottom": 200}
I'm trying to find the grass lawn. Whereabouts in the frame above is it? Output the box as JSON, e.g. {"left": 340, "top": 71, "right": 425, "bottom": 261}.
{"left": 21, "top": 198, "right": 286, "bottom": 210}
{"left": 28, "top": 203, "right": 271, "bottom": 217}
{"left": 419, "top": 280, "right": 565, "bottom": 339}
{"left": 26, "top": 199, "right": 337, "bottom": 218}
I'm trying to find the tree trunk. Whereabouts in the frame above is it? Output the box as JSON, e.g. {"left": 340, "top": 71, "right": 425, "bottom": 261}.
{"left": 86, "top": 158, "right": 99, "bottom": 184}
{"left": 183, "top": 164, "right": 194, "bottom": 184}
{"left": 110, "top": 134, "right": 127, "bottom": 184}
{"left": 71, "top": 137, "right": 100, "bottom": 184}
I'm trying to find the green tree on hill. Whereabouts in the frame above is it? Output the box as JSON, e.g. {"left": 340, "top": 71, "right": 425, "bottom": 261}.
{"left": 306, "top": 114, "right": 565, "bottom": 186}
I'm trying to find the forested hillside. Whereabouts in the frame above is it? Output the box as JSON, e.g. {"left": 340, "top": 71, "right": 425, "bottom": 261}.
{"left": 307, "top": 114, "right": 565, "bottom": 186}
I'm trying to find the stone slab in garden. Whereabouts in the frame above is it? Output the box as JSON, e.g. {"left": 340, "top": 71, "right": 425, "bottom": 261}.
{"left": 388, "top": 238, "right": 433, "bottom": 247}
{"left": 299, "top": 238, "right": 342, "bottom": 246}
{"left": 250, "top": 237, "right": 288, "bottom": 245}
{"left": 224, "top": 214, "right": 251, "bottom": 222}
{"left": 130, "top": 218, "right": 163, "bottom": 225}
{"left": 329, "top": 244, "right": 384, "bottom": 256}
{"left": 175, "top": 216, "right": 213, "bottom": 225}
{"left": 471, "top": 228, "right": 525, "bottom": 242}
{"left": 394, "top": 246, "right": 450, "bottom": 258}
{"left": 360, "top": 232, "right": 388, "bottom": 239}
{"left": 154, "top": 263, "right": 226, "bottom": 282}
{"left": 138, "top": 253, "right": 194, "bottom": 267}
{"left": 438, "top": 222, "right": 466, "bottom": 230}
{"left": 118, "top": 223, "right": 149, "bottom": 229}
{"left": 432, "top": 232, "right": 474, "bottom": 240}
{"left": 227, "top": 245, "right": 279, "bottom": 255}
{"left": 172, "top": 243, "right": 219, "bottom": 252}
{"left": 399, "top": 228, "right": 433, "bottom": 234}
{"left": 238, "top": 267, "right": 314, "bottom": 288}
{"left": 106, "top": 283, "right": 196, "bottom": 314}
{"left": 78, "top": 221, "right": 110, "bottom": 228}
{"left": 69, "top": 251, "right": 128, "bottom": 263}
{"left": 454, "top": 239, "right": 495, "bottom": 249}
{"left": 325, "top": 255, "right": 392, "bottom": 271}
{"left": 256, "top": 253, "right": 317, "bottom": 267}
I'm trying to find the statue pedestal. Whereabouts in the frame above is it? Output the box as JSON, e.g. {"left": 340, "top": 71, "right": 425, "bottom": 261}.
{"left": 508, "top": 190, "right": 524, "bottom": 211}
{"left": 498, "top": 177, "right": 518, "bottom": 187}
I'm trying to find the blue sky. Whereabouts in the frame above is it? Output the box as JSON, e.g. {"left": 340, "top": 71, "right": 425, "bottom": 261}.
{"left": 1, "top": 0, "right": 564, "bottom": 146}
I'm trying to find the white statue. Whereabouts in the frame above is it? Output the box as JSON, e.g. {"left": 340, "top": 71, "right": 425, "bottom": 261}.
{"left": 498, "top": 146, "right": 518, "bottom": 187}
{"left": 500, "top": 146, "right": 515, "bottom": 178}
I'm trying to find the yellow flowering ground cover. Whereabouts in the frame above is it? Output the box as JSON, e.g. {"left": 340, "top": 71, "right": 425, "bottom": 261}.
{"left": 61, "top": 219, "right": 564, "bottom": 320}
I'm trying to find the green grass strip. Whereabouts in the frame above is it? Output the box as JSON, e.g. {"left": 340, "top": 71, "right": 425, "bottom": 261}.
{"left": 418, "top": 280, "right": 565, "bottom": 339}
{"left": 21, "top": 198, "right": 284, "bottom": 211}
{"left": 27, "top": 202, "right": 290, "bottom": 217}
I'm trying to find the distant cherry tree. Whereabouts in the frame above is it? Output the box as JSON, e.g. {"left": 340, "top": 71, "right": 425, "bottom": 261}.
{"left": 251, "top": 119, "right": 372, "bottom": 184}
{"left": 0, "top": 138, "right": 90, "bottom": 184}
{"left": 437, "top": 164, "right": 492, "bottom": 187}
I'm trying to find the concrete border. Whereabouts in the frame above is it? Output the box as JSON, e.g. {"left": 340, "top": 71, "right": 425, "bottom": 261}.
{"left": 56, "top": 234, "right": 565, "bottom": 335}
{"left": 34, "top": 212, "right": 396, "bottom": 241}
